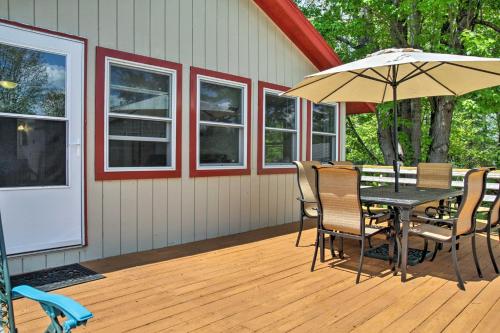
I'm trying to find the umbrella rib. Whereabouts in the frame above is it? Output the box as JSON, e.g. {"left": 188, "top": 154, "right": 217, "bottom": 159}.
{"left": 398, "top": 62, "right": 445, "bottom": 84}
{"left": 284, "top": 72, "right": 340, "bottom": 95}
{"left": 398, "top": 62, "right": 430, "bottom": 83}
{"left": 368, "top": 68, "right": 392, "bottom": 83}
{"left": 443, "top": 62, "right": 500, "bottom": 76}
{"left": 347, "top": 71, "right": 390, "bottom": 84}
{"left": 409, "top": 63, "right": 457, "bottom": 95}
{"left": 380, "top": 66, "right": 392, "bottom": 103}
{"left": 316, "top": 68, "right": 372, "bottom": 103}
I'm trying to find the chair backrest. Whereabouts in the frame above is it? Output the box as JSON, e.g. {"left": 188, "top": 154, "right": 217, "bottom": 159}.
{"left": 331, "top": 161, "right": 354, "bottom": 166}
{"left": 455, "top": 169, "right": 489, "bottom": 235}
{"left": 489, "top": 191, "right": 500, "bottom": 228}
{"left": 293, "top": 161, "right": 321, "bottom": 204}
{"left": 0, "top": 213, "right": 16, "bottom": 332}
{"left": 416, "top": 163, "right": 452, "bottom": 189}
{"left": 314, "top": 165, "right": 364, "bottom": 235}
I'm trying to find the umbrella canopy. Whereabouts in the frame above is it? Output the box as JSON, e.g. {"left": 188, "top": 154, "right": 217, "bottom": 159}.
{"left": 285, "top": 48, "right": 500, "bottom": 192}
{"left": 286, "top": 48, "right": 500, "bottom": 104}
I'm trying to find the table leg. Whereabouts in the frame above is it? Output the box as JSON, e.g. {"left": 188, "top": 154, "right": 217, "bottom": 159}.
{"left": 400, "top": 208, "right": 411, "bottom": 282}
{"left": 389, "top": 207, "right": 400, "bottom": 274}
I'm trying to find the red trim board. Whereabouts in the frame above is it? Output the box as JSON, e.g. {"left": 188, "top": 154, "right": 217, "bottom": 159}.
{"left": 94, "top": 47, "right": 183, "bottom": 180}
{"left": 306, "top": 102, "right": 342, "bottom": 161}
{"left": 190, "top": 67, "right": 252, "bottom": 177}
{"left": 257, "top": 81, "right": 301, "bottom": 175}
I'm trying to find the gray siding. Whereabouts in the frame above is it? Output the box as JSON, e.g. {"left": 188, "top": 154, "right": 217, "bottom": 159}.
{"left": 1, "top": 0, "right": 346, "bottom": 273}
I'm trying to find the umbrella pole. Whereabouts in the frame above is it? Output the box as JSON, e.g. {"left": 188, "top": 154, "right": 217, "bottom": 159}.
{"left": 392, "top": 65, "right": 400, "bottom": 192}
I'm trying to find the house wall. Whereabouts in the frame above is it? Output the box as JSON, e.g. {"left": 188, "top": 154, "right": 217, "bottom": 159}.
{"left": 1, "top": 0, "right": 346, "bottom": 274}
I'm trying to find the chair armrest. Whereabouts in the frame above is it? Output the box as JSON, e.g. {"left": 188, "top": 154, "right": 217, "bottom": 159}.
{"left": 425, "top": 205, "right": 452, "bottom": 218}
{"left": 414, "top": 215, "right": 456, "bottom": 225}
{"left": 12, "top": 285, "right": 93, "bottom": 330}
{"left": 296, "top": 197, "right": 317, "bottom": 204}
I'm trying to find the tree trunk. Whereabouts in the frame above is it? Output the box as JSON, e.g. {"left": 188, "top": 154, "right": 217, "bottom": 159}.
{"left": 400, "top": 99, "right": 422, "bottom": 165}
{"left": 428, "top": 96, "right": 455, "bottom": 162}
{"left": 376, "top": 109, "right": 395, "bottom": 164}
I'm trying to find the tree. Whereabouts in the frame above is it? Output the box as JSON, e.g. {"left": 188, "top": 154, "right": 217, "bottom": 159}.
{"left": 0, "top": 43, "right": 48, "bottom": 115}
{"left": 296, "top": 0, "right": 499, "bottom": 167}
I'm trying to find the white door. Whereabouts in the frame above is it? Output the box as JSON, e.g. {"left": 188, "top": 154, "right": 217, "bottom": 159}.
{"left": 0, "top": 23, "right": 85, "bottom": 255}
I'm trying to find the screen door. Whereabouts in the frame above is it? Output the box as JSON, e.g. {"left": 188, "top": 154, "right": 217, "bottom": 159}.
{"left": 0, "top": 23, "right": 84, "bottom": 255}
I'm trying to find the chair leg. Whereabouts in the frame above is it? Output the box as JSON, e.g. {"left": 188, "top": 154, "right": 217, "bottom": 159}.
{"left": 296, "top": 215, "right": 304, "bottom": 247}
{"left": 420, "top": 239, "right": 429, "bottom": 263}
{"left": 430, "top": 242, "right": 440, "bottom": 262}
{"left": 486, "top": 227, "right": 499, "bottom": 274}
{"left": 311, "top": 231, "right": 320, "bottom": 272}
{"left": 329, "top": 235, "right": 335, "bottom": 258}
{"left": 356, "top": 238, "right": 365, "bottom": 284}
{"left": 451, "top": 237, "right": 465, "bottom": 290}
{"left": 320, "top": 233, "right": 325, "bottom": 262}
{"left": 471, "top": 233, "right": 483, "bottom": 278}
{"left": 339, "top": 237, "right": 344, "bottom": 259}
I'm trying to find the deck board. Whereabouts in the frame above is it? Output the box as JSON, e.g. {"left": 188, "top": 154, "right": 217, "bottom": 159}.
{"left": 13, "top": 221, "right": 499, "bottom": 332}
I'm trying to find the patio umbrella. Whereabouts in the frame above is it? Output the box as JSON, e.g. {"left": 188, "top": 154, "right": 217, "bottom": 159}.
{"left": 285, "top": 48, "right": 500, "bottom": 192}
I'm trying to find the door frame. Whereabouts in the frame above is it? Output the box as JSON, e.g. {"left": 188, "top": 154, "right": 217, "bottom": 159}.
{"left": 0, "top": 18, "right": 88, "bottom": 253}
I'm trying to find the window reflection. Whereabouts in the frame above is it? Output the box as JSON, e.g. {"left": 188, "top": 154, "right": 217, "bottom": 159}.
{"left": 265, "top": 130, "right": 296, "bottom": 164}
{"left": 265, "top": 94, "right": 296, "bottom": 129}
{"left": 312, "top": 134, "right": 336, "bottom": 163}
{"left": 109, "top": 64, "right": 170, "bottom": 118}
{"left": 199, "top": 125, "right": 242, "bottom": 165}
{"left": 312, "top": 104, "right": 336, "bottom": 133}
{"left": 199, "top": 81, "right": 243, "bottom": 124}
{"left": 0, "top": 117, "right": 66, "bottom": 187}
{"left": 264, "top": 92, "right": 298, "bottom": 166}
{"left": 0, "top": 43, "right": 66, "bottom": 117}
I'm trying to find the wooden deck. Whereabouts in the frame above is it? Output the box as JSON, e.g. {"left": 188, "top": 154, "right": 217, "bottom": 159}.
{"left": 13, "top": 221, "right": 499, "bottom": 332}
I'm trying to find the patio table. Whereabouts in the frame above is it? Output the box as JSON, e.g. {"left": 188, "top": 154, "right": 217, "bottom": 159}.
{"left": 360, "top": 185, "right": 463, "bottom": 282}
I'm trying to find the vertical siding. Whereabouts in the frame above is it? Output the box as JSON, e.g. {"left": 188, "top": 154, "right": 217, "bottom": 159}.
{"left": 4, "top": 0, "right": 325, "bottom": 273}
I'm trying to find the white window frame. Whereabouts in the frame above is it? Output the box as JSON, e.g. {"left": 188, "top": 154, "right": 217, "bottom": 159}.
{"left": 262, "top": 88, "right": 300, "bottom": 169}
{"left": 196, "top": 75, "right": 248, "bottom": 170}
{"left": 104, "top": 56, "right": 177, "bottom": 172}
{"left": 311, "top": 102, "right": 339, "bottom": 162}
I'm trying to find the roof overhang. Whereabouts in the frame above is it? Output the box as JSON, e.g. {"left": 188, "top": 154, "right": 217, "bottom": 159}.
{"left": 253, "top": 0, "right": 376, "bottom": 114}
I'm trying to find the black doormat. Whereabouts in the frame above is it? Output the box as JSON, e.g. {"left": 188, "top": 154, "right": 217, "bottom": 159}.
{"left": 364, "top": 244, "right": 431, "bottom": 266}
{"left": 11, "top": 263, "right": 104, "bottom": 298}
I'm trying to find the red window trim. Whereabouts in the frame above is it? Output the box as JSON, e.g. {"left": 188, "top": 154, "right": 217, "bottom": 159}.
{"left": 190, "top": 67, "right": 252, "bottom": 177}
{"left": 307, "top": 102, "right": 341, "bottom": 162}
{"left": 257, "top": 81, "right": 302, "bottom": 175}
{"left": 95, "top": 47, "right": 182, "bottom": 180}
{"left": 306, "top": 102, "right": 312, "bottom": 160}
{"left": 0, "top": 18, "right": 89, "bottom": 246}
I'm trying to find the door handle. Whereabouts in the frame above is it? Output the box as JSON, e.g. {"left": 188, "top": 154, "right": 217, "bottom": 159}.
{"left": 69, "top": 141, "right": 81, "bottom": 157}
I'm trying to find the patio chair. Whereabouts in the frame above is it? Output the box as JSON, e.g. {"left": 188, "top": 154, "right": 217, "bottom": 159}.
{"left": 414, "top": 162, "right": 453, "bottom": 217}
{"left": 0, "top": 212, "right": 93, "bottom": 333}
{"left": 331, "top": 161, "right": 392, "bottom": 246}
{"left": 475, "top": 190, "right": 499, "bottom": 274}
{"left": 311, "top": 165, "right": 392, "bottom": 283}
{"left": 293, "top": 161, "right": 321, "bottom": 247}
{"left": 410, "top": 168, "right": 489, "bottom": 290}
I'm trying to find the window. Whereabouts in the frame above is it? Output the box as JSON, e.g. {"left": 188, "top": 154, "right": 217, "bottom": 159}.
{"left": 95, "top": 47, "right": 182, "bottom": 180}
{"left": 257, "top": 81, "right": 300, "bottom": 174}
{"left": 311, "top": 103, "right": 338, "bottom": 162}
{"left": 190, "top": 67, "right": 251, "bottom": 177}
